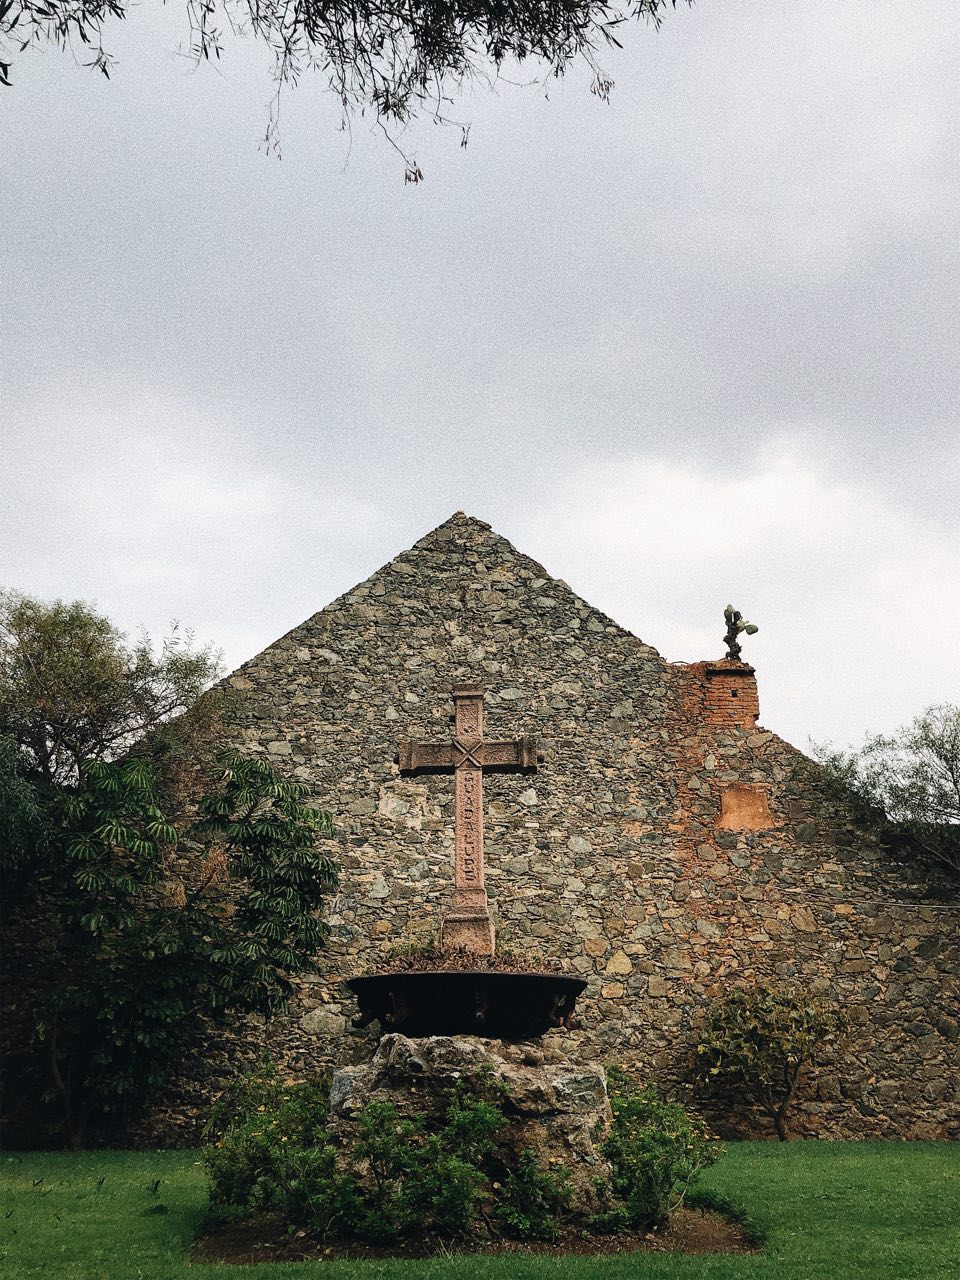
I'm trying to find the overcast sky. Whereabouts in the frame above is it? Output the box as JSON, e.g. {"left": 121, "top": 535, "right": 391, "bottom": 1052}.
{"left": 3, "top": 1, "right": 958, "bottom": 752}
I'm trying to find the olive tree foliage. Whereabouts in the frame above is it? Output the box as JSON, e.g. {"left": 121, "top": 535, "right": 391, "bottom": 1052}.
{"left": 813, "top": 704, "right": 960, "bottom": 879}
{"left": 0, "top": 590, "right": 222, "bottom": 789}
{"left": 0, "top": 0, "right": 684, "bottom": 146}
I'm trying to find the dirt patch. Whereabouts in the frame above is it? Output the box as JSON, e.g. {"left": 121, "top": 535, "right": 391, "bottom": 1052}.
{"left": 193, "top": 1207, "right": 759, "bottom": 1265}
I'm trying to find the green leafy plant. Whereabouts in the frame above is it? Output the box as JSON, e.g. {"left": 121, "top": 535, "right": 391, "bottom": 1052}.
{"left": 723, "top": 603, "right": 759, "bottom": 660}
{"left": 204, "top": 1062, "right": 356, "bottom": 1236}
{"left": 692, "top": 985, "right": 842, "bottom": 1141}
{"left": 499, "top": 1150, "right": 571, "bottom": 1240}
{"left": 22, "top": 751, "right": 336, "bottom": 1148}
{"left": 0, "top": 590, "right": 221, "bottom": 789}
{"left": 203, "top": 1060, "right": 332, "bottom": 1197}
{"left": 203, "top": 1062, "right": 724, "bottom": 1247}
{"left": 0, "top": 731, "right": 49, "bottom": 891}
{"left": 204, "top": 1072, "right": 505, "bottom": 1244}
{"left": 599, "top": 1073, "right": 720, "bottom": 1230}
{"left": 349, "top": 1102, "right": 482, "bottom": 1242}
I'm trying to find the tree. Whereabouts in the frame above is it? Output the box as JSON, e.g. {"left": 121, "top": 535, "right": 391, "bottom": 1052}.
{"left": 19, "top": 751, "right": 337, "bottom": 1148}
{"left": 0, "top": 592, "right": 338, "bottom": 1147}
{"left": 0, "top": 731, "right": 47, "bottom": 880}
{"left": 692, "top": 986, "right": 842, "bottom": 1142}
{"left": 0, "top": 590, "right": 223, "bottom": 789}
{"left": 813, "top": 704, "right": 960, "bottom": 879}
{"left": 1, "top": 0, "right": 683, "bottom": 140}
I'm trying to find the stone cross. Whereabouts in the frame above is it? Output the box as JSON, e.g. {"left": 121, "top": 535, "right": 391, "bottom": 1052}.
{"left": 398, "top": 684, "right": 539, "bottom": 955}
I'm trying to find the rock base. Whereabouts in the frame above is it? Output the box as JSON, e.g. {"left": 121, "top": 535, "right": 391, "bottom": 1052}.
{"left": 329, "top": 1034, "right": 613, "bottom": 1215}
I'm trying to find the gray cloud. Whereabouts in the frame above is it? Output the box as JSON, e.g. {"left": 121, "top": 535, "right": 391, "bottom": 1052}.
{"left": 3, "top": 0, "right": 958, "bottom": 750}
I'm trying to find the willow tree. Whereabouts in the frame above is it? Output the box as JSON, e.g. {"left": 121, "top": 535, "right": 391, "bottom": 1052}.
{"left": 2, "top": 0, "right": 684, "bottom": 141}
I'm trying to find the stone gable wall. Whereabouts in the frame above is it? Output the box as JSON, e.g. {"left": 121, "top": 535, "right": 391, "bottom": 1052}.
{"left": 150, "top": 513, "right": 958, "bottom": 1142}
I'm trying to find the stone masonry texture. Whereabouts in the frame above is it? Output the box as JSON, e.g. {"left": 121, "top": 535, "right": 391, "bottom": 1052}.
{"left": 150, "top": 512, "right": 958, "bottom": 1141}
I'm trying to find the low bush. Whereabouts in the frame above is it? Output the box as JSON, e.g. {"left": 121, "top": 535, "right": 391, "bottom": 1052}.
{"left": 598, "top": 1073, "right": 721, "bottom": 1230}
{"left": 500, "top": 1150, "right": 571, "bottom": 1240}
{"left": 202, "top": 1060, "right": 333, "bottom": 1210}
{"left": 203, "top": 1067, "right": 513, "bottom": 1244}
{"left": 347, "top": 1097, "right": 503, "bottom": 1242}
{"left": 692, "top": 985, "right": 843, "bottom": 1141}
{"left": 202, "top": 1061, "right": 720, "bottom": 1247}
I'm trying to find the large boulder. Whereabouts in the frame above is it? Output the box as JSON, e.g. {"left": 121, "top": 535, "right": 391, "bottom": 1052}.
{"left": 328, "top": 1034, "right": 613, "bottom": 1215}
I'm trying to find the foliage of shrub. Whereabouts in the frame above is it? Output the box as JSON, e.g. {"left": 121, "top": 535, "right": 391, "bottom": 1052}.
{"left": 349, "top": 1098, "right": 503, "bottom": 1241}
{"left": 598, "top": 1072, "right": 720, "bottom": 1231}
{"left": 204, "top": 1068, "right": 507, "bottom": 1244}
{"left": 203, "top": 1062, "right": 721, "bottom": 1247}
{"left": 203, "top": 1060, "right": 334, "bottom": 1209}
{"left": 23, "top": 751, "right": 336, "bottom": 1148}
{"left": 0, "top": 590, "right": 343, "bottom": 1149}
{"left": 499, "top": 1150, "right": 571, "bottom": 1240}
{"left": 692, "top": 985, "right": 842, "bottom": 1141}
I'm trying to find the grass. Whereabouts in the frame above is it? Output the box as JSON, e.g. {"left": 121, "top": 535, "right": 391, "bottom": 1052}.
{"left": 1, "top": 1142, "right": 958, "bottom": 1279}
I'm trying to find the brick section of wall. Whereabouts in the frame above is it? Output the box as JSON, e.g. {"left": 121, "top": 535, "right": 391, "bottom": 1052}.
{"left": 102, "top": 513, "right": 959, "bottom": 1144}
{"left": 703, "top": 661, "right": 760, "bottom": 729}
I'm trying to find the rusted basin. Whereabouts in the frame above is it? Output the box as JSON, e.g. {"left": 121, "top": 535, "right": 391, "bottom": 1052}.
{"left": 346, "top": 970, "right": 587, "bottom": 1039}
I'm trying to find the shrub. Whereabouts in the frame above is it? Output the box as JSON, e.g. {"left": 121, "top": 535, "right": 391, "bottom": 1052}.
{"left": 600, "top": 1073, "right": 720, "bottom": 1230}
{"left": 203, "top": 1061, "right": 724, "bottom": 1247}
{"left": 499, "top": 1149, "right": 571, "bottom": 1240}
{"left": 5, "top": 746, "right": 336, "bottom": 1149}
{"left": 203, "top": 1061, "right": 334, "bottom": 1213}
{"left": 355, "top": 1089, "right": 510, "bottom": 1240}
{"left": 692, "top": 985, "right": 842, "bottom": 1141}
{"left": 203, "top": 1068, "right": 506, "bottom": 1244}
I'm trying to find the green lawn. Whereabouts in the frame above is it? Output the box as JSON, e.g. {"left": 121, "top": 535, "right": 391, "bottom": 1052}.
{"left": 1, "top": 1142, "right": 958, "bottom": 1280}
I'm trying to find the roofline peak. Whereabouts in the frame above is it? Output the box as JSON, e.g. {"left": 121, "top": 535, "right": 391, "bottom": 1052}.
{"left": 442, "top": 510, "right": 491, "bottom": 528}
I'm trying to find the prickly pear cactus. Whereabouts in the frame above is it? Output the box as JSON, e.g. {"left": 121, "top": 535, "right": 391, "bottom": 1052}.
{"left": 723, "top": 604, "right": 759, "bottom": 661}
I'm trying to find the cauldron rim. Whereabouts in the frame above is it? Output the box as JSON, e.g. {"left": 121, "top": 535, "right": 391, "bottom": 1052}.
{"left": 347, "top": 969, "right": 586, "bottom": 986}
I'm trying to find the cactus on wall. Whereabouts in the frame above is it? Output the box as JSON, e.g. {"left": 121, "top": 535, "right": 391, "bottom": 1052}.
{"left": 723, "top": 604, "right": 759, "bottom": 661}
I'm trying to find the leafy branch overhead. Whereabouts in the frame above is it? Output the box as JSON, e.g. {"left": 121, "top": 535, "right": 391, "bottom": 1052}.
{"left": 0, "top": 0, "right": 684, "bottom": 127}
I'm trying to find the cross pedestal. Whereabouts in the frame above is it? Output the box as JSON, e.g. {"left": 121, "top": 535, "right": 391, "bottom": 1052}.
{"left": 398, "top": 685, "right": 539, "bottom": 954}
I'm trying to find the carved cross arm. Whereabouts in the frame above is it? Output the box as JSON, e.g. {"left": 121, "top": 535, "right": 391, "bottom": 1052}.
{"left": 397, "top": 736, "right": 540, "bottom": 775}
{"left": 397, "top": 740, "right": 454, "bottom": 773}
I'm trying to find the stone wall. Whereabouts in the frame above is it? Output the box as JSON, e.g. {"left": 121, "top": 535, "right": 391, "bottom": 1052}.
{"left": 149, "top": 513, "right": 958, "bottom": 1141}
